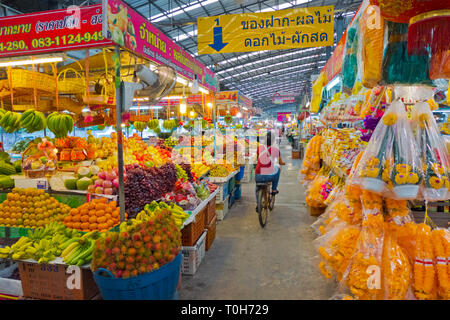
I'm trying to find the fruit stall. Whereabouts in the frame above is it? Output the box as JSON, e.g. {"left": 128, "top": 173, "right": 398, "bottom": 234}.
{"left": 0, "top": 0, "right": 251, "bottom": 300}
{"left": 301, "top": 0, "right": 450, "bottom": 300}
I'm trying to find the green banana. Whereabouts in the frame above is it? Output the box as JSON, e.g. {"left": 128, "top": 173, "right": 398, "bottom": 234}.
{"left": 61, "top": 241, "right": 79, "bottom": 258}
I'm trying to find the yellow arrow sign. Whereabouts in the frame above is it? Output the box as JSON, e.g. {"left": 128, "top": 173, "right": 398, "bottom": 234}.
{"left": 197, "top": 6, "right": 334, "bottom": 54}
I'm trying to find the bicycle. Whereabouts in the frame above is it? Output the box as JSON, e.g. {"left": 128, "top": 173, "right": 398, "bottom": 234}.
{"left": 256, "top": 181, "right": 276, "bottom": 228}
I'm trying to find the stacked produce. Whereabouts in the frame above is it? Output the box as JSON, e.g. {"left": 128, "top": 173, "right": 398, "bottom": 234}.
{"left": 124, "top": 163, "right": 177, "bottom": 217}
{"left": 209, "top": 164, "right": 234, "bottom": 177}
{"left": 164, "top": 137, "right": 179, "bottom": 148}
{"left": 0, "top": 188, "right": 70, "bottom": 228}
{"left": 56, "top": 136, "right": 96, "bottom": 162}
{"left": 46, "top": 112, "right": 74, "bottom": 138}
{"left": 191, "top": 163, "right": 209, "bottom": 178}
{"left": 22, "top": 138, "right": 58, "bottom": 177}
{"left": 162, "top": 119, "right": 177, "bottom": 131}
{"left": 147, "top": 119, "right": 159, "bottom": 131}
{"left": 180, "top": 163, "right": 194, "bottom": 182}
{"left": 90, "top": 208, "right": 181, "bottom": 279}
{"left": 89, "top": 168, "right": 119, "bottom": 195}
{"left": 63, "top": 198, "right": 122, "bottom": 232}
{"left": 162, "top": 179, "right": 202, "bottom": 211}
{"left": 136, "top": 201, "right": 189, "bottom": 229}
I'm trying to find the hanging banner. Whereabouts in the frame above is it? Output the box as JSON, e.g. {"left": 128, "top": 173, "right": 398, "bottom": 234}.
{"left": 321, "top": 28, "right": 346, "bottom": 84}
{"left": 239, "top": 94, "right": 253, "bottom": 108}
{"left": 197, "top": 5, "right": 334, "bottom": 54}
{"left": 216, "top": 91, "right": 239, "bottom": 103}
{"left": 0, "top": 5, "right": 111, "bottom": 57}
{"left": 102, "top": 0, "right": 217, "bottom": 92}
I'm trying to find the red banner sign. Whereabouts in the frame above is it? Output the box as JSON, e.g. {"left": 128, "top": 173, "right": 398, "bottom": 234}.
{"left": 0, "top": 5, "right": 112, "bottom": 58}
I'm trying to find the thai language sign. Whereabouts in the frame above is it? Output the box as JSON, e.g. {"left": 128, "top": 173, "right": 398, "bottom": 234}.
{"left": 216, "top": 91, "right": 239, "bottom": 103}
{"left": 0, "top": 5, "right": 111, "bottom": 57}
{"left": 272, "top": 92, "right": 296, "bottom": 104}
{"left": 239, "top": 94, "right": 252, "bottom": 108}
{"left": 197, "top": 5, "right": 334, "bottom": 54}
{"left": 102, "top": 0, "right": 217, "bottom": 92}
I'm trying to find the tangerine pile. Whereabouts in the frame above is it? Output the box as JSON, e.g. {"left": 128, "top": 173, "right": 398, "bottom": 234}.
{"left": 0, "top": 188, "right": 70, "bottom": 228}
{"left": 63, "top": 198, "right": 127, "bottom": 232}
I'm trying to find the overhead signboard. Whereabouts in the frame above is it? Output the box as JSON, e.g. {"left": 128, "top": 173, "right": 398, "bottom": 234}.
{"left": 277, "top": 112, "right": 292, "bottom": 122}
{"left": 0, "top": 5, "right": 112, "bottom": 58}
{"left": 215, "top": 91, "right": 238, "bottom": 103}
{"left": 197, "top": 5, "right": 334, "bottom": 54}
{"left": 102, "top": 0, "right": 217, "bottom": 91}
{"left": 272, "top": 92, "right": 296, "bottom": 104}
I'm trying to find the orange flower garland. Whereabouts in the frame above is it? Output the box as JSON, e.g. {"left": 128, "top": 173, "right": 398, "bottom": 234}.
{"left": 300, "top": 135, "right": 322, "bottom": 185}
{"left": 431, "top": 228, "right": 450, "bottom": 299}
{"left": 414, "top": 224, "right": 437, "bottom": 300}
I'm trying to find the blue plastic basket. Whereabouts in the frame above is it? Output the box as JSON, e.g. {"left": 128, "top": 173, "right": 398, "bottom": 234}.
{"left": 93, "top": 253, "right": 182, "bottom": 300}
{"left": 235, "top": 166, "right": 245, "bottom": 181}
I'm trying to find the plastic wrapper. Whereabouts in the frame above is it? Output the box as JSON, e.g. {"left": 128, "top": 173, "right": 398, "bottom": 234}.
{"left": 381, "top": 21, "right": 431, "bottom": 85}
{"left": 382, "top": 228, "right": 415, "bottom": 300}
{"left": 336, "top": 190, "right": 385, "bottom": 300}
{"left": 315, "top": 220, "right": 361, "bottom": 282}
{"left": 431, "top": 228, "right": 450, "bottom": 300}
{"left": 413, "top": 223, "right": 438, "bottom": 300}
{"left": 311, "top": 190, "right": 345, "bottom": 236}
{"left": 412, "top": 101, "right": 450, "bottom": 201}
{"left": 354, "top": 99, "right": 421, "bottom": 199}
{"left": 311, "top": 72, "right": 327, "bottom": 113}
{"left": 305, "top": 168, "right": 328, "bottom": 208}
{"left": 359, "top": 3, "right": 385, "bottom": 88}
{"left": 342, "top": 24, "right": 360, "bottom": 92}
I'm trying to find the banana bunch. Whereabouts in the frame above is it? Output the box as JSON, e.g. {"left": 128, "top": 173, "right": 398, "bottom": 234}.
{"left": 147, "top": 119, "right": 159, "bottom": 130}
{"left": 61, "top": 232, "right": 98, "bottom": 266}
{"left": 169, "top": 205, "right": 190, "bottom": 228}
{"left": 0, "top": 111, "right": 22, "bottom": 133}
{"left": 20, "top": 110, "right": 46, "bottom": 133}
{"left": 119, "top": 219, "right": 141, "bottom": 233}
{"left": 137, "top": 202, "right": 189, "bottom": 229}
{"left": 4, "top": 236, "right": 35, "bottom": 260}
{"left": 163, "top": 119, "right": 177, "bottom": 131}
{"left": 46, "top": 112, "right": 74, "bottom": 138}
{"left": 134, "top": 121, "right": 147, "bottom": 132}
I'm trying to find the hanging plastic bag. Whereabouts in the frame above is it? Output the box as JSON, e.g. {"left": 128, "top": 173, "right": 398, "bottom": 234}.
{"left": 311, "top": 72, "right": 327, "bottom": 113}
{"left": 381, "top": 21, "right": 431, "bottom": 85}
{"left": 382, "top": 227, "right": 415, "bottom": 300}
{"left": 342, "top": 25, "right": 360, "bottom": 92}
{"left": 412, "top": 101, "right": 450, "bottom": 201}
{"left": 336, "top": 190, "right": 385, "bottom": 300}
{"left": 359, "top": 4, "right": 385, "bottom": 88}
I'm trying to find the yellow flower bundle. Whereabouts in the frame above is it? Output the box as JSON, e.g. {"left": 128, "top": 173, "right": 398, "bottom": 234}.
{"left": 414, "top": 224, "right": 437, "bottom": 300}
{"left": 300, "top": 135, "right": 323, "bottom": 184}
{"left": 431, "top": 229, "right": 450, "bottom": 300}
{"left": 305, "top": 171, "right": 328, "bottom": 208}
{"left": 343, "top": 184, "right": 362, "bottom": 225}
{"left": 382, "top": 230, "right": 412, "bottom": 300}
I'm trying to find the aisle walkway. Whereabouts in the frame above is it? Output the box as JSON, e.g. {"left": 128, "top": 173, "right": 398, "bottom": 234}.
{"left": 179, "top": 137, "right": 335, "bottom": 299}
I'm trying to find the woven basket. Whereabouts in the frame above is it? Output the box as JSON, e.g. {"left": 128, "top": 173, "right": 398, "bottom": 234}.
{"left": 12, "top": 96, "right": 54, "bottom": 112}
{"left": 57, "top": 68, "right": 86, "bottom": 94}
{"left": 7, "top": 68, "right": 56, "bottom": 94}
{"left": 82, "top": 73, "right": 116, "bottom": 106}
{"left": 56, "top": 96, "right": 84, "bottom": 114}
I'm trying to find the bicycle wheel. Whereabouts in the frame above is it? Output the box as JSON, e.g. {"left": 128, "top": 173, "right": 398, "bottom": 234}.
{"left": 257, "top": 188, "right": 268, "bottom": 228}
{"left": 268, "top": 192, "right": 276, "bottom": 211}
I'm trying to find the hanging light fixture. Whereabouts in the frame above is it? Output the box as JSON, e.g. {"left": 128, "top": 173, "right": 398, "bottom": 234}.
{"left": 190, "top": 75, "right": 199, "bottom": 93}
{"left": 180, "top": 86, "right": 187, "bottom": 114}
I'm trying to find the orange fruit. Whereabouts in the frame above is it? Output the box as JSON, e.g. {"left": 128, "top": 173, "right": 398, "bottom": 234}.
{"left": 109, "top": 201, "right": 117, "bottom": 207}
{"left": 106, "top": 220, "right": 114, "bottom": 227}
{"left": 95, "top": 210, "right": 105, "bottom": 217}
{"left": 89, "top": 223, "right": 98, "bottom": 230}
{"left": 73, "top": 222, "right": 81, "bottom": 229}
{"left": 88, "top": 202, "right": 96, "bottom": 210}
{"left": 89, "top": 216, "right": 97, "bottom": 223}
{"left": 72, "top": 215, "right": 81, "bottom": 222}
{"left": 97, "top": 216, "right": 106, "bottom": 224}
{"left": 99, "top": 198, "right": 107, "bottom": 204}
{"left": 70, "top": 208, "right": 78, "bottom": 216}
{"left": 80, "top": 208, "right": 89, "bottom": 215}
{"left": 105, "top": 207, "right": 112, "bottom": 214}
{"left": 80, "top": 215, "right": 89, "bottom": 223}
{"left": 63, "top": 216, "right": 71, "bottom": 223}
{"left": 80, "top": 222, "right": 89, "bottom": 230}
{"left": 111, "top": 211, "right": 119, "bottom": 218}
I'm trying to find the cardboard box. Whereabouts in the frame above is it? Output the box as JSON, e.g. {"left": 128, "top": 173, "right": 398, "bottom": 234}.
{"left": 18, "top": 261, "right": 99, "bottom": 300}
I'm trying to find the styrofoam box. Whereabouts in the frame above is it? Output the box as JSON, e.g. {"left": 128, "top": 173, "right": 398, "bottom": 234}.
{"left": 216, "top": 195, "right": 230, "bottom": 221}
{"left": 181, "top": 231, "right": 207, "bottom": 275}
{"left": 11, "top": 175, "right": 48, "bottom": 190}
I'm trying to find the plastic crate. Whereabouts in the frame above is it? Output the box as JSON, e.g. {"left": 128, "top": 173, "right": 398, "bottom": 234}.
{"left": 181, "top": 206, "right": 206, "bottom": 246}
{"left": 205, "top": 196, "right": 216, "bottom": 225}
{"left": 228, "top": 190, "right": 236, "bottom": 208}
{"left": 215, "top": 182, "right": 228, "bottom": 203}
{"left": 205, "top": 215, "right": 217, "bottom": 251}
{"left": 93, "top": 253, "right": 181, "bottom": 300}
{"left": 181, "top": 231, "right": 207, "bottom": 275}
{"left": 217, "top": 195, "right": 230, "bottom": 221}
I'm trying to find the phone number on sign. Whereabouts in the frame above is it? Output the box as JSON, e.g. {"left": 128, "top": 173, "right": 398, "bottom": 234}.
{"left": 31, "top": 31, "right": 105, "bottom": 49}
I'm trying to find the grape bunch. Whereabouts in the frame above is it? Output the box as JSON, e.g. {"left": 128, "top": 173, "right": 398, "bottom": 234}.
{"left": 180, "top": 163, "right": 194, "bottom": 182}
{"left": 124, "top": 163, "right": 177, "bottom": 217}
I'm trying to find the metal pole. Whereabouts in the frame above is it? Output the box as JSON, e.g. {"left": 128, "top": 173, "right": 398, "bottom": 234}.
{"left": 114, "top": 46, "right": 126, "bottom": 223}
{"left": 213, "top": 94, "right": 217, "bottom": 159}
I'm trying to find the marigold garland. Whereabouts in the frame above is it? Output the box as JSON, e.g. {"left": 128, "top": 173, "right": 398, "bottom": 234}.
{"left": 431, "top": 229, "right": 450, "bottom": 299}
{"left": 414, "top": 224, "right": 437, "bottom": 300}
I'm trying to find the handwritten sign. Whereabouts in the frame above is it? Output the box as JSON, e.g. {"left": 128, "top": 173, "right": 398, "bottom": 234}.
{"left": 198, "top": 6, "right": 334, "bottom": 54}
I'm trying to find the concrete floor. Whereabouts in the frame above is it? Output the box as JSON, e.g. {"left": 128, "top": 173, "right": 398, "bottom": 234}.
{"left": 179, "top": 138, "right": 336, "bottom": 299}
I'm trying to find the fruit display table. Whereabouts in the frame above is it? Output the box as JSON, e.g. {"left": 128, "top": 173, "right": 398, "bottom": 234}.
{"left": 182, "top": 188, "right": 219, "bottom": 228}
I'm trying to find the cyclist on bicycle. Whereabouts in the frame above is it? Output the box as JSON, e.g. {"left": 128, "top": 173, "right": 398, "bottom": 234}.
{"left": 255, "top": 130, "right": 285, "bottom": 196}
